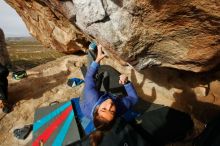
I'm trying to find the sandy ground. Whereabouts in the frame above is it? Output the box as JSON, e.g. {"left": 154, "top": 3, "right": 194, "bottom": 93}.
{"left": 1, "top": 54, "right": 220, "bottom": 146}
{"left": 0, "top": 55, "right": 86, "bottom": 146}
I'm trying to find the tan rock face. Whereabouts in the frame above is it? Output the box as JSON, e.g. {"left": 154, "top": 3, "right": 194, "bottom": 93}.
{"left": 5, "top": 0, "right": 90, "bottom": 54}
{"left": 0, "top": 28, "right": 11, "bottom": 66}
{"left": 5, "top": 0, "right": 220, "bottom": 72}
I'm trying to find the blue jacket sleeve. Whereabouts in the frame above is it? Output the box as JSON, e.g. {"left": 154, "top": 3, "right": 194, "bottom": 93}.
{"left": 120, "top": 82, "right": 138, "bottom": 109}
{"left": 81, "top": 61, "right": 100, "bottom": 118}
{"left": 84, "top": 61, "right": 100, "bottom": 101}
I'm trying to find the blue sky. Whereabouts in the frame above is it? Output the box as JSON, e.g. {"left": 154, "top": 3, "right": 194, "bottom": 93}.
{"left": 0, "top": 0, "right": 30, "bottom": 37}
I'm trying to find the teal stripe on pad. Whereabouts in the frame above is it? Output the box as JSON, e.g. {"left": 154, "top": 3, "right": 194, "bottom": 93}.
{"left": 33, "top": 102, "right": 71, "bottom": 132}
{"left": 52, "top": 111, "right": 74, "bottom": 146}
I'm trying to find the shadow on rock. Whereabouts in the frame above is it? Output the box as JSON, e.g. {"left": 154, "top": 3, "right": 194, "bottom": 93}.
{"left": 134, "top": 64, "right": 220, "bottom": 123}
{"left": 172, "top": 88, "right": 220, "bottom": 123}
{"left": 8, "top": 70, "right": 70, "bottom": 104}
{"left": 131, "top": 68, "right": 157, "bottom": 102}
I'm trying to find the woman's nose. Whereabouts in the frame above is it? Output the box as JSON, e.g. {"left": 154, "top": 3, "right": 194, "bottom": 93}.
{"left": 106, "top": 102, "right": 114, "bottom": 110}
{"left": 106, "top": 104, "right": 111, "bottom": 110}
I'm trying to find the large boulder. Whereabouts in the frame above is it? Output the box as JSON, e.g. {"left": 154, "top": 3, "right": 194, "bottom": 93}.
{"left": 0, "top": 28, "right": 11, "bottom": 67}
{"left": 4, "top": 0, "right": 220, "bottom": 72}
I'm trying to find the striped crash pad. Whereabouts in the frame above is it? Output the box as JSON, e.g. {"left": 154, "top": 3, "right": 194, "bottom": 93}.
{"left": 33, "top": 101, "right": 80, "bottom": 146}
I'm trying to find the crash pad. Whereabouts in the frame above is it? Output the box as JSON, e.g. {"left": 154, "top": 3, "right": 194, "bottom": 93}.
{"left": 33, "top": 101, "right": 80, "bottom": 146}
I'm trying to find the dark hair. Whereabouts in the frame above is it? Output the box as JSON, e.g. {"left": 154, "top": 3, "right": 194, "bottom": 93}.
{"left": 89, "top": 108, "right": 116, "bottom": 146}
{"left": 89, "top": 130, "right": 104, "bottom": 146}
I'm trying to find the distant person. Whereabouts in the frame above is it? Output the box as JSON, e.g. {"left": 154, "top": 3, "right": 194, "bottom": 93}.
{"left": 80, "top": 42, "right": 139, "bottom": 130}
{"left": 0, "top": 63, "right": 11, "bottom": 113}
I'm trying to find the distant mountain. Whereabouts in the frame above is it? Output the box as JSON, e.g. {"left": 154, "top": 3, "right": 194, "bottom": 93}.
{"left": 6, "top": 36, "right": 38, "bottom": 42}
{"left": 5, "top": 36, "right": 42, "bottom": 45}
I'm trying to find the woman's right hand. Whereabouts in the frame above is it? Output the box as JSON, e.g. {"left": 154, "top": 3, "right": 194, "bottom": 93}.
{"left": 95, "top": 45, "right": 107, "bottom": 63}
{"left": 119, "top": 74, "right": 128, "bottom": 85}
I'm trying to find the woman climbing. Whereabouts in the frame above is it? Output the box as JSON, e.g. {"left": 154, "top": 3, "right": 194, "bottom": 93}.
{"left": 80, "top": 42, "right": 139, "bottom": 130}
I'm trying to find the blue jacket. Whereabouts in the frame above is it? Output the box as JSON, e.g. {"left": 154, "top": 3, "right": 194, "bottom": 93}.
{"left": 80, "top": 61, "right": 138, "bottom": 120}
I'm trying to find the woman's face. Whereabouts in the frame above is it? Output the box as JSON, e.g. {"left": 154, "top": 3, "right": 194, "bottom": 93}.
{"left": 97, "top": 99, "right": 116, "bottom": 122}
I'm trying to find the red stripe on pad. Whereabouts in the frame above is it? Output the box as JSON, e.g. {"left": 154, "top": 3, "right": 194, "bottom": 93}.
{"left": 32, "top": 105, "right": 72, "bottom": 146}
